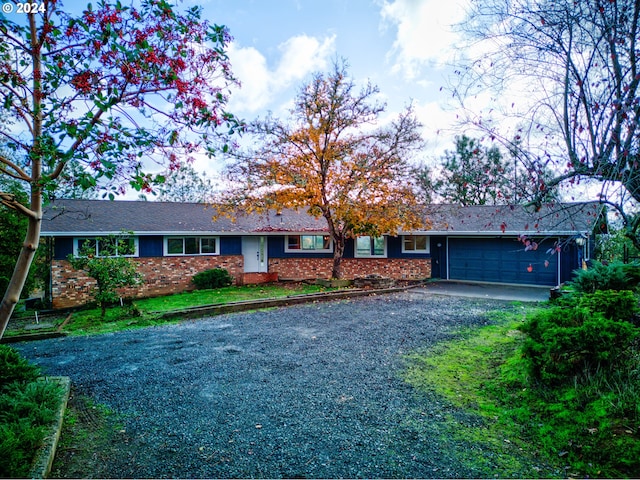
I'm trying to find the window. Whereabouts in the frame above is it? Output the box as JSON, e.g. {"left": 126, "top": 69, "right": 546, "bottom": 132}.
{"left": 355, "top": 236, "right": 386, "bottom": 257}
{"left": 285, "top": 235, "right": 332, "bottom": 252}
{"left": 164, "top": 236, "right": 219, "bottom": 256}
{"left": 73, "top": 236, "right": 138, "bottom": 257}
{"left": 402, "top": 235, "right": 430, "bottom": 254}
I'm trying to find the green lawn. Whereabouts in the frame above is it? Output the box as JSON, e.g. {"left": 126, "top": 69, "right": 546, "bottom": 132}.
{"left": 35, "top": 283, "right": 336, "bottom": 336}
{"left": 135, "top": 283, "right": 332, "bottom": 312}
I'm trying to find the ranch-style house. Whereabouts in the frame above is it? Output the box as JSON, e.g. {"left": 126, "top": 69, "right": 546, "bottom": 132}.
{"left": 39, "top": 199, "right": 604, "bottom": 309}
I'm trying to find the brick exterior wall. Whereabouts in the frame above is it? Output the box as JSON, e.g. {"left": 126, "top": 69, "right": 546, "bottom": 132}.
{"left": 269, "top": 257, "right": 431, "bottom": 281}
{"left": 50, "top": 254, "right": 431, "bottom": 309}
{"left": 51, "top": 255, "right": 243, "bottom": 309}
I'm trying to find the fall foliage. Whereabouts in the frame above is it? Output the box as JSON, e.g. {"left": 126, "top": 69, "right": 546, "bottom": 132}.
{"left": 218, "top": 61, "right": 427, "bottom": 278}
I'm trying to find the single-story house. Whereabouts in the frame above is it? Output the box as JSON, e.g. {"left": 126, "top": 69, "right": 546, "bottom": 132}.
{"left": 40, "top": 199, "right": 605, "bottom": 309}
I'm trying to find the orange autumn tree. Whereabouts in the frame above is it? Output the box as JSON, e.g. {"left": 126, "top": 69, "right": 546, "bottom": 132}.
{"left": 221, "top": 62, "right": 427, "bottom": 279}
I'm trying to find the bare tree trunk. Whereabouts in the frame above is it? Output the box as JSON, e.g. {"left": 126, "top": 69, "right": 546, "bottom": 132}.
{"left": 0, "top": 214, "right": 41, "bottom": 338}
{"left": 332, "top": 236, "right": 345, "bottom": 279}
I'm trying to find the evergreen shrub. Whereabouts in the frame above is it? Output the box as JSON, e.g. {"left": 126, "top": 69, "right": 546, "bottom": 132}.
{"left": 0, "top": 347, "right": 64, "bottom": 478}
{"left": 520, "top": 306, "right": 638, "bottom": 383}
{"left": 577, "top": 289, "right": 639, "bottom": 324}
{"left": 569, "top": 261, "right": 640, "bottom": 293}
{"left": 192, "top": 268, "right": 233, "bottom": 289}
{"left": 0, "top": 345, "right": 40, "bottom": 390}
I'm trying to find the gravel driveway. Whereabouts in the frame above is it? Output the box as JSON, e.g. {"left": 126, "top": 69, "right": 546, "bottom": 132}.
{"left": 15, "top": 291, "right": 551, "bottom": 478}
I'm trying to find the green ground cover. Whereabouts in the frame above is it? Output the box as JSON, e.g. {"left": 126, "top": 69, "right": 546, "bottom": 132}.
{"left": 404, "top": 306, "right": 640, "bottom": 478}
{"left": 136, "top": 283, "right": 331, "bottom": 311}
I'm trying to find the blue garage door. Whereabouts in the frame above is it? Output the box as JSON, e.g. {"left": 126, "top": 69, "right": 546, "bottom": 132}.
{"left": 448, "top": 237, "right": 558, "bottom": 286}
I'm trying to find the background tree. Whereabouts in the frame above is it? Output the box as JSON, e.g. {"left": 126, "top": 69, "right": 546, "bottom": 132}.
{"left": 423, "top": 135, "right": 513, "bottom": 205}
{"left": 0, "top": 0, "right": 241, "bottom": 336}
{"left": 453, "top": 0, "right": 640, "bottom": 244}
{"left": 156, "top": 164, "right": 216, "bottom": 203}
{"left": 68, "top": 234, "right": 142, "bottom": 318}
{"left": 415, "top": 135, "right": 559, "bottom": 206}
{"left": 219, "top": 61, "right": 426, "bottom": 278}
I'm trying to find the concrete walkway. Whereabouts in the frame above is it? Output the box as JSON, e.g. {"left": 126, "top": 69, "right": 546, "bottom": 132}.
{"left": 416, "top": 280, "right": 551, "bottom": 302}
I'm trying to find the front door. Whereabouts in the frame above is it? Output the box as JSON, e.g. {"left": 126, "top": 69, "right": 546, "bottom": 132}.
{"left": 242, "top": 236, "right": 268, "bottom": 273}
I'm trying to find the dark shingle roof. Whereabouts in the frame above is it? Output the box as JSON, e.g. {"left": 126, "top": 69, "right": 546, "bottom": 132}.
{"left": 40, "top": 199, "right": 603, "bottom": 236}
{"left": 41, "top": 199, "right": 329, "bottom": 235}
{"left": 420, "top": 203, "right": 604, "bottom": 235}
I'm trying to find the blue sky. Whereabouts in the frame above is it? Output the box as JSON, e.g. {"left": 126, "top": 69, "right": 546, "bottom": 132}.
{"left": 0, "top": 0, "right": 472, "bottom": 195}
{"left": 192, "top": 0, "right": 469, "bottom": 172}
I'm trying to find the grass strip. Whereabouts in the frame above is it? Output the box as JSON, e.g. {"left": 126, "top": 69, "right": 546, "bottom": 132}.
{"left": 55, "top": 283, "right": 338, "bottom": 336}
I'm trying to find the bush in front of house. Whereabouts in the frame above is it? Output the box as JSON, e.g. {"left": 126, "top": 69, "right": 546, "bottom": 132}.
{"left": 0, "top": 344, "right": 40, "bottom": 388}
{"left": 577, "top": 289, "right": 639, "bottom": 325}
{"left": 520, "top": 287, "right": 639, "bottom": 384}
{"left": 568, "top": 260, "right": 640, "bottom": 293}
{"left": 510, "top": 283, "right": 640, "bottom": 476}
{"left": 192, "top": 268, "right": 233, "bottom": 289}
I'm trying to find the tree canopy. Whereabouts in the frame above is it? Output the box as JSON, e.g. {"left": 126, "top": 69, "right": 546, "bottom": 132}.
{"left": 0, "top": 0, "right": 241, "bottom": 335}
{"left": 453, "top": 0, "right": 640, "bottom": 244}
{"left": 416, "top": 135, "right": 558, "bottom": 206}
{"left": 156, "top": 164, "right": 216, "bottom": 203}
{"left": 219, "top": 61, "right": 426, "bottom": 278}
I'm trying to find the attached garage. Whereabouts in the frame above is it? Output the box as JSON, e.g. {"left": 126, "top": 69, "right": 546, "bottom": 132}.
{"left": 423, "top": 203, "right": 606, "bottom": 287}
{"left": 447, "top": 236, "right": 559, "bottom": 286}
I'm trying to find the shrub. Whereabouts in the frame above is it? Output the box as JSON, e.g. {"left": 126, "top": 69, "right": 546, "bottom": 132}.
{"left": 520, "top": 306, "right": 639, "bottom": 383}
{"left": 569, "top": 261, "right": 640, "bottom": 293}
{"left": 0, "top": 347, "right": 63, "bottom": 478}
{"left": 0, "top": 345, "right": 40, "bottom": 390}
{"left": 577, "top": 290, "right": 639, "bottom": 323}
{"left": 0, "top": 380, "right": 63, "bottom": 478}
{"left": 192, "top": 268, "right": 233, "bottom": 289}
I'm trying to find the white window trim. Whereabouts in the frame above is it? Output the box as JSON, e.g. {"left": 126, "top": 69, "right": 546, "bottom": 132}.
{"left": 401, "top": 235, "right": 431, "bottom": 254}
{"left": 73, "top": 237, "right": 139, "bottom": 258}
{"left": 354, "top": 236, "right": 387, "bottom": 258}
{"left": 284, "top": 234, "right": 333, "bottom": 253}
{"left": 163, "top": 236, "right": 220, "bottom": 256}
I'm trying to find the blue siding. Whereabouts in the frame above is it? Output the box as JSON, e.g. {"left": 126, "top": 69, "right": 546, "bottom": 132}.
{"left": 387, "top": 236, "right": 432, "bottom": 259}
{"left": 221, "top": 236, "right": 242, "bottom": 255}
{"left": 344, "top": 238, "right": 355, "bottom": 258}
{"left": 139, "top": 236, "right": 163, "bottom": 257}
{"left": 53, "top": 237, "right": 73, "bottom": 260}
{"left": 267, "top": 235, "right": 434, "bottom": 259}
{"left": 430, "top": 236, "right": 447, "bottom": 278}
{"left": 560, "top": 241, "right": 582, "bottom": 284}
{"left": 55, "top": 235, "right": 242, "bottom": 259}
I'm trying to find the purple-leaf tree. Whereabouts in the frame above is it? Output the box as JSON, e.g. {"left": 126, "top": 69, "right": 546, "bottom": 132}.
{"left": 0, "top": 0, "right": 242, "bottom": 336}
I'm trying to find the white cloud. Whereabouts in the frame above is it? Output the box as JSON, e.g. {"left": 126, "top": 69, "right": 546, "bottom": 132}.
{"left": 227, "top": 34, "right": 336, "bottom": 115}
{"left": 380, "top": 0, "right": 468, "bottom": 80}
{"left": 275, "top": 35, "right": 335, "bottom": 84}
